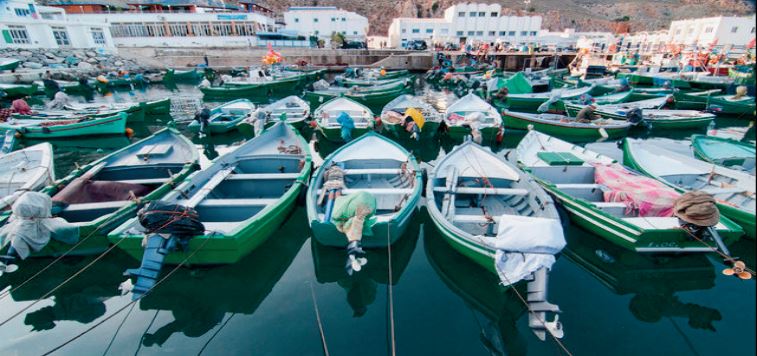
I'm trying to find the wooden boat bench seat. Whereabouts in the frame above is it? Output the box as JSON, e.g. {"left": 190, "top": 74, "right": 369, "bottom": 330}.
{"left": 225, "top": 173, "right": 300, "bottom": 181}
{"left": 62, "top": 200, "right": 131, "bottom": 212}
{"left": 117, "top": 177, "right": 171, "bottom": 185}
{"left": 592, "top": 202, "right": 628, "bottom": 216}
{"left": 196, "top": 198, "right": 278, "bottom": 208}
{"left": 452, "top": 215, "right": 503, "bottom": 223}
{"left": 343, "top": 168, "right": 403, "bottom": 175}
{"left": 433, "top": 187, "right": 529, "bottom": 196}
{"left": 315, "top": 188, "right": 414, "bottom": 195}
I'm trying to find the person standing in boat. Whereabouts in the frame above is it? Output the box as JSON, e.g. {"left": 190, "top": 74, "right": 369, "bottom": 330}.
{"left": 194, "top": 105, "right": 211, "bottom": 137}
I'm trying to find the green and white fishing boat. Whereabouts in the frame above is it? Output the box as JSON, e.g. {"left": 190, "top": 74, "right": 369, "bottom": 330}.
{"left": 200, "top": 72, "right": 310, "bottom": 101}
{"left": 672, "top": 89, "right": 722, "bottom": 110}
{"left": 313, "top": 97, "right": 375, "bottom": 142}
{"left": 306, "top": 132, "right": 422, "bottom": 247}
{"left": 502, "top": 110, "right": 632, "bottom": 140}
{"left": 3, "top": 127, "right": 199, "bottom": 257}
{"left": 0, "top": 112, "right": 128, "bottom": 139}
{"left": 0, "top": 83, "right": 38, "bottom": 98}
{"left": 565, "top": 96, "right": 714, "bottom": 129}
{"left": 0, "top": 58, "right": 21, "bottom": 71}
{"left": 237, "top": 96, "right": 311, "bottom": 136}
{"left": 516, "top": 131, "right": 743, "bottom": 252}
{"left": 623, "top": 138, "right": 755, "bottom": 239}
{"left": 109, "top": 122, "right": 311, "bottom": 265}
{"left": 336, "top": 76, "right": 411, "bottom": 87}
{"left": 564, "top": 95, "right": 669, "bottom": 119}
{"left": 163, "top": 68, "right": 204, "bottom": 82}
{"left": 188, "top": 99, "right": 256, "bottom": 134}
{"left": 444, "top": 92, "right": 502, "bottom": 142}
{"left": 380, "top": 94, "right": 442, "bottom": 140}
{"left": 707, "top": 94, "right": 756, "bottom": 116}
{"left": 427, "top": 139, "right": 562, "bottom": 269}
{"left": 691, "top": 134, "right": 755, "bottom": 174}
{"left": 64, "top": 98, "right": 170, "bottom": 119}
{"left": 0, "top": 143, "right": 54, "bottom": 212}
{"left": 304, "top": 79, "right": 413, "bottom": 113}
{"left": 500, "top": 86, "right": 594, "bottom": 112}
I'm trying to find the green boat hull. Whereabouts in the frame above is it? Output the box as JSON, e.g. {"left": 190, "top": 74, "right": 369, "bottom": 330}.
{"left": 201, "top": 74, "right": 311, "bottom": 101}
{"left": 502, "top": 113, "right": 630, "bottom": 140}
{"left": 317, "top": 126, "right": 373, "bottom": 143}
{"left": 444, "top": 125, "right": 502, "bottom": 143}
{"left": 691, "top": 134, "right": 756, "bottom": 169}
{"left": 622, "top": 140, "right": 755, "bottom": 239}
{"left": 3, "top": 112, "right": 128, "bottom": 138}
{"left": 383, "top": 121, "right": 440, "bottom": 140}
{"left": 144, "top": 98, "right": 171, "bottom": 115}
{"left": 707, "top": 96, "right": 756, "bottom": 116}
{"left": 564, "top": 104, "right": 711, "bottom": 130}
{"left": 0, "top": 59, "right": 20, "bottom": 71}
{"left": 164, "top": 68, "right": 203, "bottom": 83}
{"left": 427, "top": 210, "right": 496, "bottom": 273}
{"left": 304, "top": 87, "right": 412, "bottom": 114}
{"left": 0, "top": 83, "right": 39, "bottom": 98}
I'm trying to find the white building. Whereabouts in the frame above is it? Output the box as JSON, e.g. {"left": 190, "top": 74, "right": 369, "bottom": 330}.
{"left": 387, "top": 3, "right": 541, "bottom": 48}
{"left": 65, "top": 8, "right": 298, "bottom": 48}
{"left": 619, "top": 30, "right": 670, "bottom": 53}
{"left": 536, "top": 29, "right": 614, "bottom": 50}
{"left": 283, "top": 6, "right": 368, "bottom": 46}
{"left": 0, "top": 0, "right": 115, "bottom": 50}
{"left": 668, "top": 15, "right": 756, "bottom": 48}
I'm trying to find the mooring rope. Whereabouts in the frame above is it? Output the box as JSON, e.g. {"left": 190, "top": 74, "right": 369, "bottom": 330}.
{"left": 101, "top": 301, "right": 137, "bottom": 356}
{"left": 679, "top": 227, "right": 755, "bottom": 276}
{"left": 196, "top": 313, "right": 236, "bottom": 355}
{"left": 41, "top": 237, "right": 212, "bottom": 355}
{"left": 308, "top": 281, "right": 330, "bottom": 356}
{"left": 386, "top": 224, "right": 396, "bottom": 356}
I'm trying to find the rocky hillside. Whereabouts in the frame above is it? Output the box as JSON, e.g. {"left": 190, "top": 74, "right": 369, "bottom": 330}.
{"left": 263, "top": 0, "right": 755, "bottom": 35}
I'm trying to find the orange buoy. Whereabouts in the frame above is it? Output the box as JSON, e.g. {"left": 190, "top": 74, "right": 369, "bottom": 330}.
{"left": 14, "top": 132, "right": 22, "bottom": 139}
{"left": 125, "top": 127, "right": 134, "bottom": 137}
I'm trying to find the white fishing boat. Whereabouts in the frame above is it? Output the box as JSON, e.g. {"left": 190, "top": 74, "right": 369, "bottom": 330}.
{"left": 0, "top": 143, "right": 55, "bottom": 211}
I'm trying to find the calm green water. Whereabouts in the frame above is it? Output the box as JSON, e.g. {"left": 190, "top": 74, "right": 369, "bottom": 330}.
{"left": 0, "top": 82, "right": 754, "bottom": 355}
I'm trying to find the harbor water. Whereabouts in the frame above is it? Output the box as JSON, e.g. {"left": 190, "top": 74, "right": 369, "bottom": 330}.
{"left": 0, "top": 81, "right": 754, "bottom": 355}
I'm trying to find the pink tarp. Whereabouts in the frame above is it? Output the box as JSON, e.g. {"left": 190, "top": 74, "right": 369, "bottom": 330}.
{"left": 593, "top": 163, "right": 680, "bottom": 217}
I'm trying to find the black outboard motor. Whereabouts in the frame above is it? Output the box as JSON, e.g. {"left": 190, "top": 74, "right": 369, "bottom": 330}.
{"left": 626, "top": 108, "right": 644, "bottom": 126}
{"left": 123, "top": 201, "right": 205, "bottom": 300}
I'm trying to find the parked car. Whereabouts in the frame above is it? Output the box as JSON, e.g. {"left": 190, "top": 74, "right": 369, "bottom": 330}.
{"left": 342, "top": 41, "right": 367, "bottom": 49}
{"left": 407, "top": 40, "right": 428, "bottom": 50}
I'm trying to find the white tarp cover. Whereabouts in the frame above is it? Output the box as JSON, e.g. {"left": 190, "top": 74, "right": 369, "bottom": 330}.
{"left": 0, "top": 192, "right": 79, "bottom": 259}
{"left": 483, "top": 215, "right": 565, "bottom": 286}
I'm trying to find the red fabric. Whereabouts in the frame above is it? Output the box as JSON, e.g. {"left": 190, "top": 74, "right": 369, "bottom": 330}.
{"left": 593, "top": 163, "right": 680, "bottom": 217}
{"left": 11, "top": 99, "right": 31, "bottom": 115}
{"left": 52, "top": 178, "right": 152, "bottom": 205}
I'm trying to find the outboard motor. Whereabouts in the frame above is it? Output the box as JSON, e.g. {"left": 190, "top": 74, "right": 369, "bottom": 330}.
{"left": 626, "top": 108, "right": 644, "bottom": 126}
{"left": 121, "top": 201, "right": 204, "bottom": 300}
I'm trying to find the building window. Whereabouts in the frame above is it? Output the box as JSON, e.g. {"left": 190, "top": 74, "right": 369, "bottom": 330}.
{"left": 426, "top": 28, "right": 433, "bottom": 33}
{"left": 91, "top": 28, "right": 106, "bottom": 45}
{"left": 458, "top": 12, "right": 465, "bottom": 17}
{"left": 412, "top": 28, "right": 420, "bottom": 33}
{"left": 478, "top": 12, "right": 485, "bottom": 16}
{"left": 508, "top": 31, "right": 515, "bottom": 36}
{"left": 331, "top": 18, "right": 336, "bottom": 22}
{"left": 169, "top": 22, "right": 190, "bottom": 37}
{"left": 314, "top": 30, "right": 319, "bottom": 35}
{"left": 530, "top": 31, "right": 537, "bottom": 36}
{"left": 456, "top": 31, "right": 463, "bottom": 36}
{"left": 52, "top": 27, "right": 70, "bottom": 46}
{"left": 498, "top": 31, "right": 506, "bottom": 36}
{"left": 342, "top": 17, "right": 346, "bottom": 21}
{"left": 520, "top": 31, "right": 527, "bottom": 36}
{"left": 751, "top": 27, "right": 755, "bottom": 34}
{"left": 731, "top": 26, "right": 738, "bottom": 33}
{"left": 467, "top": 31, "right": 474, "bottom": 36}
{"left": 401, "top": 29, "right": 406, "bottom": 33}
{"left": 469, "top": 12, "right": 476, "bottom": 17}
{"left": 314, "top": 18, "right": 319, "bottom": 23}
{"left": 491, "top": 12, "right": 498, "bottom": 17}
{"left": 353, "top": 31, "right": 358, "bottom": 35}
{"left": 294, "top": 18, "right": 299, "bottom": 23}
{"left": 6, "top": 25, "right": 30, "bottom": 44}
{"left": 704, "top": 27, "right": 713, "bottom": 33}
{"left": 14, "top": 8, "right": 31, "bottom": 17}
{"left": 488, "top": 31, "right": 495, "bottom": 36}
{"left": 476, "top": 31, "right": 483, "bottom": 36}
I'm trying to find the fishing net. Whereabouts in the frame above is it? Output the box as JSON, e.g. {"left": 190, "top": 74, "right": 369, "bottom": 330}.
{"left": 137, "top": 201, "right": 205, "bottom": 236}
{"left": 331, "top": 191, "right": 378, "bottom": 239}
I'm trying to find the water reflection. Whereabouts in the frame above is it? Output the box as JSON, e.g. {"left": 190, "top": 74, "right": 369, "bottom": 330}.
{"left": 310, "top": 215, "right": 419, "bottom": 317}
{"left": 562, "top": 225, "right": 721, "bottom": 331}
{"left": 135, "top": 208, "right": 309, "bottom": 348}
{"left": 0, "top": 251, "right": 133, "bottom": 331}
{"left": 424, "top": 220, "right": 529, "bottom": 356}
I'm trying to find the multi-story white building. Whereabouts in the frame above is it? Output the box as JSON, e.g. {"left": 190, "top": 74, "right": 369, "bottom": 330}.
{"left": 0, "top": 0, "right": 115, "bottom": 50}
{"left": 668, "top": 15, "right": 756, "bottom": 48}
{"left": 282, "top": 6, "right": 368, "bottom": 46}
{"left": 387, "top": 3, "right": 541, "bottom": 48}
